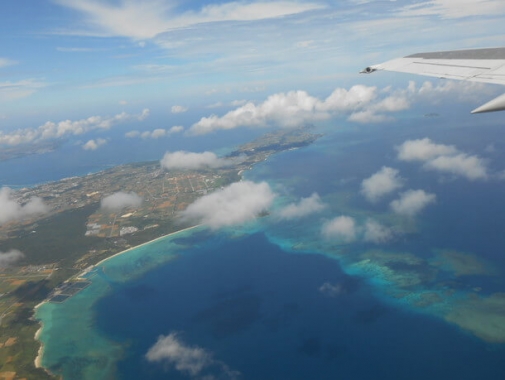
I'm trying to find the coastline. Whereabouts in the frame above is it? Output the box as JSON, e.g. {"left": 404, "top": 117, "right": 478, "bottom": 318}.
{"left": 34, "top": 326, "right": 43, "bottom": 368}
{"left": 33, "top": 223, "right": 202, "bottom": 375}
{"left": 94, "top": 224, "right": 201, "bottom": 267}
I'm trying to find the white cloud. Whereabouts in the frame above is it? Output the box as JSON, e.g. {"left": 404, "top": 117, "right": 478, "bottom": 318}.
{"left": 0, "top": 249, "right": 24, "bottom": 268}
{"left": 138, "top": 108, "right": 151, "bottom": 120}
{"left": 398, "top": 0, "right": 505, "bottom": 19}
{"left": 160, "top": 151, "right": 242, "bottom": 170}
{"left": 54, "top": 0, "right": 325, "bottom": 40}
{"left": 146, "top": 333, "right": 213, "bottom": 376}
{"left": 390, "top": 189, "right": 436, "bottom": 216}
{"left": 100, "top": 191, "right": 143, "bottom": 211}
{"left": 146, "top": 332, "right": 240, "bottom": 378}
{"left": 171, "top": 105, "right": 188, "bottom": 114}
{"left": 0, "top": 79, "right": 46, "bottom": 101}
{"left": 125, "top": 130, "right": 140, "bottom": 138}
{"left": 169, "top": 125, "right": 184, "bottom": 134}
{"left": 0, "top": 109, "right": 149, "bottom": 146}
{"left": 397, "top": 138, "right": 489, "bottom": 180}
{"left": 424, "top": 153, "right": 488, "bottom": 180}
{"left": 397, "top": 138, "right": 458, "bottom": 162}
{"left": 180, "top": 181, "right": 275, "bottom": 229}
{"left": 141, "top": 128, "right": 168, "bottom": 139}
{"left": 360, "top": 167, "right": 403, "bottom": 202}
{"left": 127, "top": 126, "right": 183, "bottom": 139}
{"left": 189, "top": 80, "right": 474, "bottom": 135}
{"left": 363, "top": 219, "right": 393, "bottom": 244}
{"left": 190, "top": 85, "right": 378, "bottom": 134}
{"left": 321, "top": 216, "right": 357, "bottom": 242}
{"left": 274, "top": 193, "right": 326, "bottom": 220}
{"left": 0, "top": 58, "right": 17, "bottom": 68}
{"left": 319, "top": 282, "right": 344, "bottom": 297}
{"left": 82, "top": 138, "right": 107, "bottom": 150}
{"left": 0, "top": 187, "right": 49, "bottom": 225}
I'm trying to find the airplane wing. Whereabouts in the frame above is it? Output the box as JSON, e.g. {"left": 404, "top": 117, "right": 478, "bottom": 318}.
{"left": 360, "top": 47, "right": 505, "bottom": 113}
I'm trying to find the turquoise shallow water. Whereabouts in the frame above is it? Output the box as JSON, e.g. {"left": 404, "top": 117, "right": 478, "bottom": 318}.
{"left": 35, "top": 120, "right": 505, "bottom": 379}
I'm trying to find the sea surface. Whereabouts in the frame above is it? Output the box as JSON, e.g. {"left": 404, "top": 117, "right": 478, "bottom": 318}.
{"left": 35, "top": 115, "right": 505, "bottom": 379}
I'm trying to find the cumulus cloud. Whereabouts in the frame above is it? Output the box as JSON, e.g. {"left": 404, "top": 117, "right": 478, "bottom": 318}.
{"left": 424, "top": 154, "right": 488, "bottom": 180}
{"left": 125, "top": 130, "right": 140, "bottom": 138}
{"left": 82, "top": 138, "right": 107, "bottom": 150}
{"left": 397, "top": 138, "right": 458, "bottom": 162}
{"left": 141, "top": 128, "right": 167, "bottom": 139}
{"left": 146, "top": 333, "right": 213, "bottom": 376}
{"left": 171, "top": 105, "right": 188, "bottom": 114}
{"left": 321, "top": 216, "right": 357, "bottom": 242}
{"left": 160, "top": 151, "right": 242, "bottom": 170}
{"left": 0, "top": 187, "right": 49, "bottom": 225}
{"left": 0, "top": 249, "right": 24, "bottom": 268}
{"left": 126, "top": 126, "right": 183, "bottom": 139}
{"left": 146, "top": 332, "right": 240, "bottom": 378}
{"left": 390, "top": 189, "right": 436, "bottom": 216}
{"left": 180, "top": 181, "right": 275, "bottom": 229}
{"left": 189, "top": 85, "right": 379, "bottom": 134}
{"left": 168, "top": 125, "right": 184, "bottom": 134}
{"left": 274, "top": 193, "right": 326, "bottom": 220}
{"left": 397, "top": 138, "right": 488, "bottom": 180}
{"left": 189, "top": 80, "right": 476, "bottom": 135}
{"left": 100, "top": 191, "right": 143, "bottom": 211}
{"left": 363, "top": 219, "right": 394, "bottom": 243}
{"left": 360, "top": 167, "right": 403, "bottom": 202}
{"left": 0, "top": 109, "right": 150, "bottom": 146}
{"left": 319, "top": 282, "right": 345, "bottom": 297}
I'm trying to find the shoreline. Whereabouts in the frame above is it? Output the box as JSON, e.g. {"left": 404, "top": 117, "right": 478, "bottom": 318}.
{"left": 33, "top": 223, "right": 202, "bottom": 375}
{"left": 34, "top": 326, "right": 43, "bottom": 368}
{"left": 94, "top": 224, "right": 201, "bottom": 267}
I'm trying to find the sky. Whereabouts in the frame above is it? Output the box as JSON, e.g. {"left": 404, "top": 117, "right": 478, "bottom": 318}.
{"left": 1, "top": 0, "right": 505, "bottom": 144}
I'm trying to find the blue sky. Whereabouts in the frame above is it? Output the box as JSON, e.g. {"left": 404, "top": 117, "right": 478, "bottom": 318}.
{"left": 1, "top": 0, "right": 505, "bottom": 147}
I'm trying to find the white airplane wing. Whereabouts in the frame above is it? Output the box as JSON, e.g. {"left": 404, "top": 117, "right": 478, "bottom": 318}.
{"left": 361, "top": 47, "right": 505, "bottom": 113}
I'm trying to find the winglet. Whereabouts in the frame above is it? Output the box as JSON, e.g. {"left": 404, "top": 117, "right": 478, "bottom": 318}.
{"left": 471, "top": 92, "right": 505, "bottom": 113}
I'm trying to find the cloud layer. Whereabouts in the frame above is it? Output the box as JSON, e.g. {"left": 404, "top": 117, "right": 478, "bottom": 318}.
{"left": 180, "top": 181, "right": 275, "bottom": 229}
{"left": 100, "top": 191, "right": 143, "bottom": 211}
{"left": 397, "top": 138, "right": 488, "bottom": 180}
{"left": 0, "top": 187, "right": 49, "bottom": 225}
{"left": 361, "top": 166, "right": 403, "bottom": 202}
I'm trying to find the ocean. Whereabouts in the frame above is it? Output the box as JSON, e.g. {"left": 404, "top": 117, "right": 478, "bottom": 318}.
{"left": 35, "top": 115, "right": 505, "bottom": 379}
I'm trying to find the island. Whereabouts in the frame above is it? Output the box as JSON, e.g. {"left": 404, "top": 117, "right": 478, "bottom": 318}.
{"left": 0, "top": 126, "right": 321, "bottom": 379}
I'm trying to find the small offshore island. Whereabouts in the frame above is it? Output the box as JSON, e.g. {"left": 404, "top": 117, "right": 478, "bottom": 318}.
{"left": 0, "top": 127, "right": 321, "bottom": 379}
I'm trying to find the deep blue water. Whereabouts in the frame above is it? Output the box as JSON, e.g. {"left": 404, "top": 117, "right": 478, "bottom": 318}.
{"left": 96, "top": 232, "right": 505, "bottom": 380}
